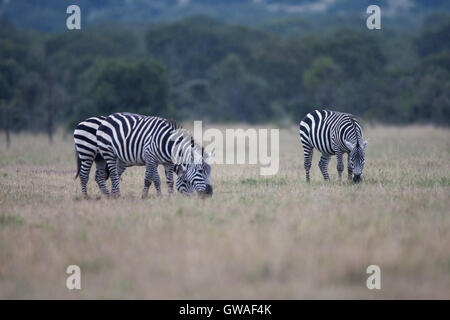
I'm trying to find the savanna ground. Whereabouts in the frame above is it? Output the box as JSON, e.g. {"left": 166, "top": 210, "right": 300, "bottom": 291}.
{"left": 0, "top": 124, "right": 449, "bottom": 299}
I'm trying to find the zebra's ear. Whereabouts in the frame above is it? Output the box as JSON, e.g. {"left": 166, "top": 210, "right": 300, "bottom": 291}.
{"left": 191, "top": 146, "right": 201, "bottom": 164}
{"left": 174, "top": 164, "right": 182, "bottom": 175}
{"left": 363, "top": 140, "right": 369, "bottom": 149}
{"left": 204, "top": 148, "right": 215, "bottom": 162}
{"left": 344, "top": 140, "right": 355, "bottom": 151}
{"left": 178, "top": 163, "right": 188, "bottom": 175}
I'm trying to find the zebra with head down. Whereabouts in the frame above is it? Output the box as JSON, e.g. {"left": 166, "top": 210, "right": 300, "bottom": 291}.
{"left": 174, "top": 147, "right": 214, "bottom": 196}
{"left": 299, "top": 109, "right": 368, "bottom": 183}
{"left": 96, "top": 112, "right": 213, "bottom": 198}
{"left": 73, "top": 115, "right": 194, "bottom": 198}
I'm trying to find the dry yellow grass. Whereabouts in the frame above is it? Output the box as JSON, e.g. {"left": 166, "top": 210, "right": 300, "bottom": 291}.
{"left": 0, "top": 125, "right": 449, "bottom": 299}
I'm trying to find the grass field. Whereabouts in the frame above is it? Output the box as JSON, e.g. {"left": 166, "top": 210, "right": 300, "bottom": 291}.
{"left": 0, "top": 125, "right": 449, "bottom": 299}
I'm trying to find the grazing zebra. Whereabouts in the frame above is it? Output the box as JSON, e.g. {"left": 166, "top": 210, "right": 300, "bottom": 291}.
{"left": 96, "top": 112, "right": 213, "bottom": 198}
{"left": 74, "top": 116, "right": 192, "bottom": 198}
{"left": 299, "top": 110, "right": 368, "bottom": 183}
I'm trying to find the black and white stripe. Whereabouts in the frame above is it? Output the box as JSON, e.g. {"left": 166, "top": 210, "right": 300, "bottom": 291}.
{"left": 299, "top": 110, "right": 368, "bottom": 183}
{"left": 176, "top": 176, "right": 194, "bottom": 195}
{"left": 96, "top": 112, "right": 213, "bottom": 198}
{"left": 74, "top": 116, "right": 110, "bottom": 197}
{"left": 74, "top": 116, "right": 192, "bottom": 198}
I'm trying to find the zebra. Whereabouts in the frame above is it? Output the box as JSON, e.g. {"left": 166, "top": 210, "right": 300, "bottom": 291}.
{"left": 299, "top": 110, "right": 368, "bottom": 183}
{"left": 96, "top": 112, "right": 213, "bottom": 198}
{"left": 73, "top": 116, "right": 192, "bottom": 198}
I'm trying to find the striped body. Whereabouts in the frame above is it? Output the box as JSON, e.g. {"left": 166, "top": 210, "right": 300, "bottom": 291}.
{"left": 74, "top": 115, "right": 192, "bottom": 197}
{"left": 299, "top": 110, "right": 368, "bottom": 182}
{"left": 96, "top": 112, "right": 212, "bottom": 198}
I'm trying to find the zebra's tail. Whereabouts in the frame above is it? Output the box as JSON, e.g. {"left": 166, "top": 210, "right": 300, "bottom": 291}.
{"left": 74, "top": 149, "right": 81, "bottom": 180}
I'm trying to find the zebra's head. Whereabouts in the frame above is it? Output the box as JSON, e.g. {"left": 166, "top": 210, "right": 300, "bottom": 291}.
{"left": 187, "top": 161, "right": 212, "bottom": 196}
{"left": 169, "top": 128, "right": 213, "bottom": 196}
{"left": 175, "top": 145, "right": 213, "bottom": 197}
{"left": 345, "top": 139, "right": 368, "bottom": 183}
{"left": 175, "top": 174, "right": 194, "bottom": 195}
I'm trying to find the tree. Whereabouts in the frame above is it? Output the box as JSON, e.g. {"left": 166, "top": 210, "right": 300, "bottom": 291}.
{"left": 416, "top": 13, "right": 450, "bottom": 57}
{"left": 71, "top": 59, "right": 171, "bottom": 127}
{"left": 303, "top": 56, "right": 343, "bottom": 107}
{"left": 322, "top": 28, "right": 386, "bottom": 79}
{"left": 209, "top": 54, "right": 272, "bottom": 122}
{"left": 0, "top": 60, "right": 23, "bottom": 147}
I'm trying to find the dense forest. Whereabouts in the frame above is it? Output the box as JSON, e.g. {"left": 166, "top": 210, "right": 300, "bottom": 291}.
{"left": 0, "top": 1, "right": 449, "bottom": 144}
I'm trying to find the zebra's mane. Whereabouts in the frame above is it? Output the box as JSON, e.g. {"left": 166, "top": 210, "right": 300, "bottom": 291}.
{"left": 349, "top": 116, "right": 360, "bottom": 149}
{"left": 167, "top": 118, "right": 181, "bottom": 130}
{"left": 190, "top": 136, "right": 205, "bottom": 157}
{"left": 168, "top": 119, "right": 205, "bottom": 158}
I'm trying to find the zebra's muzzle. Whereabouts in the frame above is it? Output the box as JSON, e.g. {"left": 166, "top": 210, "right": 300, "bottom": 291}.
{"left": 199, "top": 184, "right": 213, "bottom": 197}
{"left": 353, "top": 174, "right": 362, "bottom": 183}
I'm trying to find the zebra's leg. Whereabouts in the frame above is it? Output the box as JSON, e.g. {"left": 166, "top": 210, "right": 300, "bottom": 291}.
{"left": 347, "top": 153, "right": 353, "bottom": 180}
{"left": 152, "top": 165, "right": 162, "bottom": 197}
{"left": 336, "top": 151, "right": 344, "bottom": 181}
{"left": 142, "top": 161, "right": 153, "bottom": 199}
{"left": 79, "top": 159, "right": 94, "bottom": 199}
{"left": 117, "top": 159, "right": 126, "bottom": 180}
{"left": 94, "top": 159, "right": 110, "bottom": 197}
{"left": 319, "top": 154, "right": 331, "bottom": 181}
{"left": 106, "top": 158, "right": 120, "bottom": 198}
{"left": 164, "top": 164, "right": 174, "bottom": 195}
{"left": 303, "top": 146, "right": 313, "bottom": 183}
{"left": 143, "top": 155, "right": 161, "bottom": 198}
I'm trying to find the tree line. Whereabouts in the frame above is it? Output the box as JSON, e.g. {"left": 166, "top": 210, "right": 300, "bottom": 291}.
{"left": 0, "top": 14, "right": 449, "bottom": 146}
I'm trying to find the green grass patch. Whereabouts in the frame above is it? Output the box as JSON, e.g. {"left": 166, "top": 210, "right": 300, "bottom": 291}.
{"left": 0, "top": 215, "right": 24, "bottom": 226}
{"left": 415, "top": 176, "right": 450, "bottom": 187}
{"left": 241, "top": 177, "right": 288, "bottom": 186}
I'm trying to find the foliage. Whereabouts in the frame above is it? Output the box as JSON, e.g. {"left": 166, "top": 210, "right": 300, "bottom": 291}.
{"left": 71, "top": 59, "right": 171, "bottom": 128}
{"left": 1, "top": 11, "right": 450, "bottom": 134}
